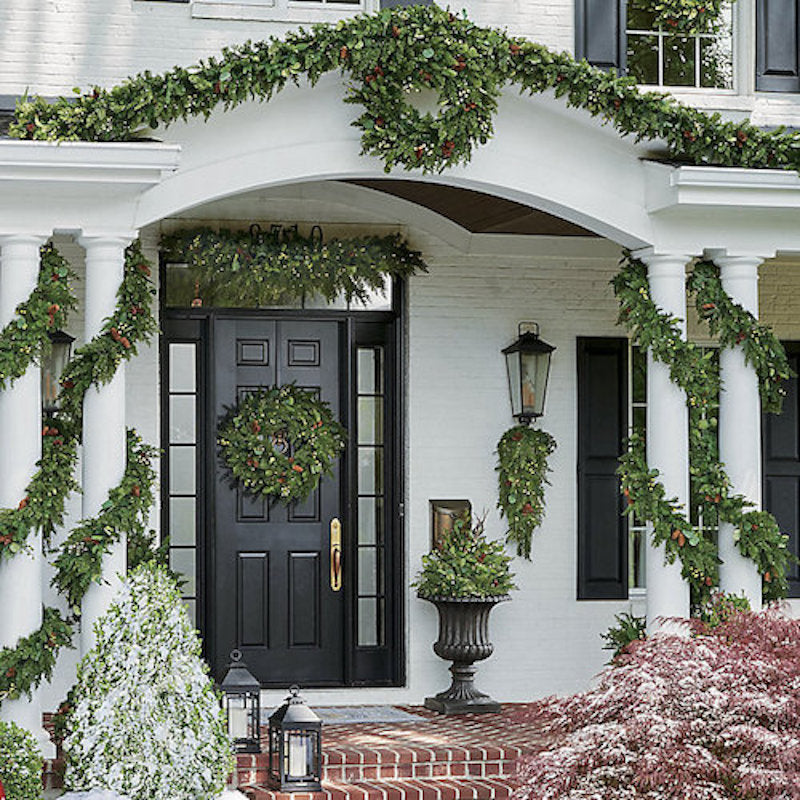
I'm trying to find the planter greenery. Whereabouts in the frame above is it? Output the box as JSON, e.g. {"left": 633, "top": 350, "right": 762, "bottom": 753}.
{"left": 63, "top": 563, "right": 233, "bottom": 800}
{"left": 413, "top": 513, "right": 515, "bottom": 600}
{"left": 0, "top": 720, "right": 43, "bottom": 800}
{"left": 414, "top": 514, "right": 514, "bottom": 714}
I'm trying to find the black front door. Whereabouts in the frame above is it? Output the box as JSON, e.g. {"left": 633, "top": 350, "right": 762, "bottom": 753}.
{"left": 212, "top": 317, "right": 345, "bottom": 686}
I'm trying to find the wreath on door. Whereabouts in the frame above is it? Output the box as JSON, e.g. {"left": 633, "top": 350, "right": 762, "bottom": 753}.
{"left": 218, "top": 384, "right": 346, "bottom": 503}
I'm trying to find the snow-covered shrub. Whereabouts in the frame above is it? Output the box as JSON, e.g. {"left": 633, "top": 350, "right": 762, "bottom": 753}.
{"left": 515, "top": 608, "right": 800, "bottom": 800}
{"left": 0, "top": 720, "right": 43, "bottom": 800}
{"left": 63, "top": 562, "right": 233, "bottom": 800}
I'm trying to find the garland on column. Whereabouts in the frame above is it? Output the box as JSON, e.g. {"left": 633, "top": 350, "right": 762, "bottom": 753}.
{"left": 613, "top": 255, "right": 793, "bottom": 603}
{"left": 9, "top": 6, "right": 800, "bottom": 174}
{"left": 496, "top": 426, "right": 556, "bottom": 559}
{"left": 0, "top": 242, "right": 159, "bottom": 703}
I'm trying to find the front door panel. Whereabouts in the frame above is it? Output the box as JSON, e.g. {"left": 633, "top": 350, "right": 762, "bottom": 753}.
{"left": 213, "top": 318, "right": 345, "bottom": 686}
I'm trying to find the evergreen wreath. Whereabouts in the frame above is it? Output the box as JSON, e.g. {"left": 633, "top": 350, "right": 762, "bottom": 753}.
{"left": 161, "top": 227, "right": 426, "bottom": 306}
{"left": 218, "top": 384, "right": 346, "bottom": 504}
{"left": 613, "top": 254, "right": 794, "bottom": 603}
{"left": 496, "top": 426, "right": 557, "bottom": 559}
{"left": 10, "top": 6, "right": 800, "bottom": 174}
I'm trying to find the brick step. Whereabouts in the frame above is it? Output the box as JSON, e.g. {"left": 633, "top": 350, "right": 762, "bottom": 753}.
{"left": 242, "top": 776, "right": 515, "bottom": 800}
{"left": 237, "top": 746, "right": 523, "bottom": 786}
{"left": 236, "top": 758, "right": 518, "bottom": 786}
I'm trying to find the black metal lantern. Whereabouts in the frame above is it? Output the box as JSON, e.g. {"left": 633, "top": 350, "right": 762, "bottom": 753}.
{"left": 42, "top": 330, "right": 75, "bottom": 415}
{"left": 268, "top": 686, "right": 322, "bottom": 792}
{"left": 502, "top": 322, "right": 555, "bottom": 425}
{"left": 220, "top": 650, "right": 261, "bottom": 754}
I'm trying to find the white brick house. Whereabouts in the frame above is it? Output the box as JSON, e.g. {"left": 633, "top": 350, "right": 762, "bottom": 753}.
{"left": 2, "top": 0, "right": 800, "bottom": 755}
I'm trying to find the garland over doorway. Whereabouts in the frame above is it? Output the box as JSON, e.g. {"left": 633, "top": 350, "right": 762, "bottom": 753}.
{"left": 11, "top": 6, "right": 800, "bottom": 173}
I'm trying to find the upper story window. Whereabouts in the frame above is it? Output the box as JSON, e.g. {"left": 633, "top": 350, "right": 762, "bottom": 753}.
{"left": 626, "top": 0, "right": 733, "bottom": 89}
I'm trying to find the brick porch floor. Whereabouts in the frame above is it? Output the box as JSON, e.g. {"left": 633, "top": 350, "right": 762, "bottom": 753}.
{"left": 237, "top": 703, "right": 557, "bottom": 800}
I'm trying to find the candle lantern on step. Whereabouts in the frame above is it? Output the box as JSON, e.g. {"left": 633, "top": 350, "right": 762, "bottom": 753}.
{"left": 268, "top": 686, "right": 322, "bottom": 792}
{"left": 220, "top": 649, "right": 261, "bottom": 754}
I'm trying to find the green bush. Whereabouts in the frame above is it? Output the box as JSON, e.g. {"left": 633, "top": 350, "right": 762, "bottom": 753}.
{"left": 601, "top": 612, "right": 647, "bottom": 659}
{"left": 0, "top": 720, "right": 43, "bottom": 800}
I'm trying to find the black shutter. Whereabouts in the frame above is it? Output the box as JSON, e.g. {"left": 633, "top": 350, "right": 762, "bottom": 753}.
{"left": 757, "top": 0, "right": 800, "bottom": 91}
{"left": 577, "top": 337, "right": 628, "bottom": 600}
{"left": 575, "top": 0, "right": 626, "bottom": 71}
{"left": 763, "top": 342, "right": 800, "bottom": 597}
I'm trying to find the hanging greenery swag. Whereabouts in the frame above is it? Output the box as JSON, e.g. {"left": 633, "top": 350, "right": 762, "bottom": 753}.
{"left": 9, "top": 6, "right": 799, "bottom": 174}
{"left": 613, "top": 255, "right": 794, "bottom": 603}
{"left": 0, "top": 242, "right": 159, "bottom": 703}
{"left": 635, "top": 0, "right": 732, "bottom": 34}
{"left": 161, "top": 227, "right": 426, "bottom": 307}
{"left": 218, "top": 385, "right": 346, "bottom": 504}
{"left": 496, "top": 426, "right": 556, "bottom": 560}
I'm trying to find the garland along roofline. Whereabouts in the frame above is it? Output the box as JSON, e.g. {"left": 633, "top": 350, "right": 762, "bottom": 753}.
{"left": 613, "top": 254, "right": 794, "bottom": 604}
{"left": 161, "top": 227, "right": 427, "bottom": 307}
{"left": 9, "top": 5, "right": 799, "bottom": 173}
{"left": 0, "top": 242, "right": 159, "bottom": 703}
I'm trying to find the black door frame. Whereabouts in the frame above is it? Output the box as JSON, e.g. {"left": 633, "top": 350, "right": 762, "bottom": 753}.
{"left": 160, "top": 296, "right": 406, "bottom": 687}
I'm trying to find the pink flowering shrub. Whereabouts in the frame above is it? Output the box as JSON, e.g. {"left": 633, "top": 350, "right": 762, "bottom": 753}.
{"left": 515, "top": 609, "right": 800, "bottom": 799}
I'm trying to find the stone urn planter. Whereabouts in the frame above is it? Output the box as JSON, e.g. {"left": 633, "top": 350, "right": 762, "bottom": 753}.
{"left": 422, "top": 595, "right": 508, "bottom": 714}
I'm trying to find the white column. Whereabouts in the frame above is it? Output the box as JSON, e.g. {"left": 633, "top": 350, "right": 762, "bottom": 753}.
{"left": 715, "top": 254, "right": 764, "bottom": 610}
{"left": 0, "top": 234, "right": 47, "bottom": 743}
{"left": 79, "top": 234, "right": 132, "bottom": 654}
{"left": 640, "top": 252, "right": 692, "bottom": 632}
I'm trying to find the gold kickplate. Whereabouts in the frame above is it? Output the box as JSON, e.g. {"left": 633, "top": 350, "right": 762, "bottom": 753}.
{"left": 330, "top": 518, "right": 342, "bottom": 591}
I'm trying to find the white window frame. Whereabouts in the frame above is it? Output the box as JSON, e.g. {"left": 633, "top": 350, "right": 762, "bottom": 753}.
{"left": 191, "top": 0, "right": 378, "bottom": 23}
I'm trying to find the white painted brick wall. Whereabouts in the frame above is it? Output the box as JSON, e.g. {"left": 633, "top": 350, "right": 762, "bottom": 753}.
{"left": 0, "top": 0, "right": 573, "bottom": 98}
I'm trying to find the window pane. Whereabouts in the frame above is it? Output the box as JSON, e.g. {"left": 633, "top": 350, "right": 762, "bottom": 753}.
{"left": 700, "top": 36, "right": 733, "bottom": 88}
{"left": 663, "top": 36, "right": 695, "bottom": 87}
{"left": 633, "top": 406, "right": 646, "bottom": 439}
{"left": 358, "top": 397, "right": 383, "bottom": 445}
{"left": 357, "top": 348, "right": 383, "bottom": 394}
{"left": 169, "top": 497, "right": 196, "bottom": 546}
{"left": 169, "top": 343, "right": 196, "bottom": 393}
{"left": 170, "top": 548, "right": 196, "bottom": 595}
{"left": 358, "top": 447, "right": 383, "bottom": 495}
{"left": 358, "top": 497, "right": 384, "bottom": 545}
{"left": 169, "top": 446, "right": 196, "bottom": 494}
{"left": 627, "top": 34, "right": 659, "bottom": 85}
{"left": 182, "top": 598, "right": 197, "bottom": 626}
{"left": 170, "top": 395, "right": 196, "bottom": 444}
{"left": 358, "top": 547, "right": 378, "bottom": 596}
{"left": 632, "top": 347, "right": 646, "bottom": 404}
{"left": 627, "top": 0, "right": 657, "bottom": 29}
{"left": 358, "top": 598, "right": 378, "bottom": 647}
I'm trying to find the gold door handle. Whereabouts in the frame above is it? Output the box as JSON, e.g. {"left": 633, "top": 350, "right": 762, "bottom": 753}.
{"left": 330, "top": 518, "right": 342, "bottom": 591}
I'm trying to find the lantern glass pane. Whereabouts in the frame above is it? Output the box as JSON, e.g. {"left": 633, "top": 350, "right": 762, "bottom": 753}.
{"left": 284, "top": 731, "right": 315, "bottom": 779}
{"left": 505, "top": 352, "right": 522, "bottom": 418}
{"left": 521, "top": 351, "right": 551, "bottom": 417}
{"left": 228, "top": 695, "right": 249, "bottom": 740}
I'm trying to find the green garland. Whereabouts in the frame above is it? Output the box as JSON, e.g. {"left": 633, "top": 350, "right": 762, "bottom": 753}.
{"left": 218, "top": 385, "right": 346, "bottom": 504}
{"left": 0, "top": 242, "right": 160, "bottom": 706}
{"left": 9, "top": 6, "right": 800, "bottom": 174}
{"left": 0, "top": 607, "right": 73, "bottom": 701}
{"left": 496, "top": 426, "right": 556, "bottom": 559}
{"left": 161, "top": 227, "right": 426, "bottom": 306}
{"left": 613, "top": 255, "right": 794, "bottom": 602}
{"left": 0, "top": 243, "right": 76, "bottom": 393}
{"left": 52, "top": 430, "right": 158, "bottom": 614}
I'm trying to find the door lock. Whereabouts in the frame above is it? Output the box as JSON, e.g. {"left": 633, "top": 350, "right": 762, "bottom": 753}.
{"left": 330, "top": 518, "right": 342, "bottom": 591}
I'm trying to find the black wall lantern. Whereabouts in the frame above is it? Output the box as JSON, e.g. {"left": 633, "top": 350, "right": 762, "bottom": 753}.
{"left": 220, "top": 650, "right": 261, "bottom": 754}
{"left": 502, "top": 322, "right": 555, "bottom": 425}
{"left": 268, "top": 686, "right": 322, "bottom": 792}
{"left": 42, "top": 330, "right": 75, "bottom": 415}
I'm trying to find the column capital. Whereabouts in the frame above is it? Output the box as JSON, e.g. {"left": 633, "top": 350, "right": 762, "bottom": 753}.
{"left": 78, "top": 231, "right": 137, "bottom": 251}
{"left": 630, "top": 249, "right": 692, "bottom": 276}
{"left": 705, "top": 250, "right": 764, "bottom": 281}
{"left": 0, "top": 233, "right": 49, "bottom": 247}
